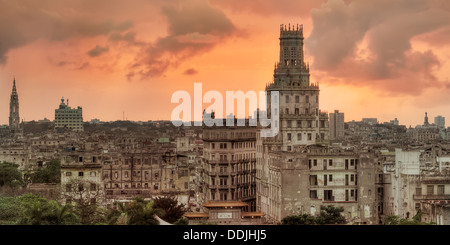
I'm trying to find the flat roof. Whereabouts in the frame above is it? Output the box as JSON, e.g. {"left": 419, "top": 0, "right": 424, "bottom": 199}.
{"left": 241, "top": 212, "right": 265, "bottom": 217}
{"left": 203, "top": 201, "right": 248, "bottom": 208}
{"left": 184, "top": 213, "right": 209, "bottom": 218}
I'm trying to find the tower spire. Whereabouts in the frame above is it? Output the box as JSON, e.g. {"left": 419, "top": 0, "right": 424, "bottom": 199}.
{"left": 12, "top": 77, "right": 17, "bottom": 93}
{"left": 9, "top": 77, "right": 21, "bottom": 135}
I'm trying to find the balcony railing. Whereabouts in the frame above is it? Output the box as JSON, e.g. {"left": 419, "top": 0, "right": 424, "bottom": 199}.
{"left": 413, "top": 194, "right": 450, "bottom": 200}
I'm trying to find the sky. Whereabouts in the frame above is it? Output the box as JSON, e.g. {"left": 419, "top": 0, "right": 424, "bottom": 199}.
{"left": 1, "top": 0, "right": 450, "bottom": 127}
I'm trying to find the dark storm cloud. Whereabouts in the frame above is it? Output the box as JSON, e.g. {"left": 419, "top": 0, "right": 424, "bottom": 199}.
{"left": 305, "top": 0, "right": 450, "bottom": 95}
{"left": 0, "top": 0, "right": 133, "bottom": 64}
{"left": 87, "top": 45, "right": 110, "bottom": 57}
{"left": 127, "top": 1, "right": 238, "bottom": 79}
{"left": 209, "top": 0, "right": 328, "bottom": 17}
{"left": 183, "top": 68, "right": 198, "bottom": 75}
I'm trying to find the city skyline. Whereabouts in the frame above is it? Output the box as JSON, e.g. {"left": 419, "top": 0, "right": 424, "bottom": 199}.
{"left": 1, "top": 0, "right": 450, "bottom": 127}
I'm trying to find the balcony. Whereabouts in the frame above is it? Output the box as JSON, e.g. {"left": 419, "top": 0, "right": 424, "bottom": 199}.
{"left": 218, "top": 171, "right": 230, "bottom": 176}
{"left": 413, "top": 194, "right": 450, "bottom": 200}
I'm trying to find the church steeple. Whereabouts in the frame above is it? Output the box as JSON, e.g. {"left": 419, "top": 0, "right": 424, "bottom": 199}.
{"left": 9, "top": 78, "right": 21, "bottom": 135}
{"left": 12, "top": 77, "right": 17, "bottom": 93}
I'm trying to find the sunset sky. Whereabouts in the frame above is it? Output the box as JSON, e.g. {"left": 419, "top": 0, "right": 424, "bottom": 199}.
{"left": 1, "top": 0, "right": 450, "bottom": 127}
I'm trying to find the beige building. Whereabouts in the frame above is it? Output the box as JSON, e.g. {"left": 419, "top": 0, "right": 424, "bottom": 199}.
{"left": 60, "top": 152, "right": 104, "bottom": 205}
{"left": 55, "top": 98, "right": 84, "bottom": 132}
{"left": 202, "top": 120, "right": 257, "bottom": 211}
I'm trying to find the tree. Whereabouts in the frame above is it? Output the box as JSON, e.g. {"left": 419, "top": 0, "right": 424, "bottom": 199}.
{"left": 107, "top": 197, "right": 163, "bottom": 225}
{"left": 281, "top": 214, "right": 316, "bottom": 225}
{"left": 315, "top": 205, "right": 347, "bottom": 225}
{"left": 173, "top": 217, "right": 189, "bottom": 225}
{"left": 0, "top": 195, "right": 23, "bottom": 224}
{"left": 106, "top": 202, "right": 127, "bottom": 225}
{"left": 63, "top": 178, "right": 106, "bottom": 225}
{"left": 384, "top": 215, "right": 401, "bottom": 225}
{"left": 48, "top": 200, "right": 80, "bottom": 225}
{"left": 18, "top": 194, "right": 80, "bottom": 225}
{"left": 385, "top": 212, "right": 435, "bottom": 225}
{"left": 152, "top": 195, "right": 187, "bottom": 223}
{"left": 30, "top": 160, "right": 61, "bottom": 183}
{"left": 0, "top": 162, "right": 24, "bottom": 188}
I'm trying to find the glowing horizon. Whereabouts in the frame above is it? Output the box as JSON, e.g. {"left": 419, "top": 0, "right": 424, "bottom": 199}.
{"left": 1, "top": 0, "right": 450, "bottom": 128}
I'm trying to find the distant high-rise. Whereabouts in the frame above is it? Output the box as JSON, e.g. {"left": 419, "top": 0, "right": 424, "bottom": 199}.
{"left": 9, "top": 78, "right": 21, "bottom": 134}
{"left": 55, "top": 97, "right": 84, "bottom": 132}
{"left": 434, "top": 115, "right": 445, "bottom": 129}
{"left": 329, "top": 110, "right": 344, "bottom": 140}
{"left": 389, "top": 118, "right": 399, "bottom": 125}
{"left": 362, "top": 118, "right": 377, "bottom": 125}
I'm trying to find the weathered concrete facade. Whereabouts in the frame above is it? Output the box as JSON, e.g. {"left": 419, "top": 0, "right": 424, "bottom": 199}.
{"left": 202, "top": 121, "right": 257, "bottom": 211}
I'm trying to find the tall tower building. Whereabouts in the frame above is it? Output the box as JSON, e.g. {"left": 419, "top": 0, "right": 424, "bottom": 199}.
{"left": 329, "top": 110, "right": 345, "bottom": 140}
{"left": 434, "top": 115, "right": 445, "bottom": 129}
{"left": 256, "top": 24, "right": 330, "bottom": 222}
{"left": 9, "top": 78, "right": 21, "bottom": 134}
{"left": 264, "top": 24, "right": 329, "bottom": 151}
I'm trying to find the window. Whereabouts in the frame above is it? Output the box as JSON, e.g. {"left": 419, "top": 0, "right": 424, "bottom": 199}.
{"left": 416, "top": 187, "right": 422, "bottom": 196}
{"left": 285, "top": 108, "right": 289, "bottom": 114}
{"left": 313, "top": 159, "right": 317, "bottom": 166}
{"left": 295, "top": 108, "right": 299, "bottom": 114}
{"left": 310, "top": 190, "right": 318, "bottom": 199}
{"left": 285, "top": 95, "right": 289, "bottom": 103}
{"left": 295, "top": 96, "right": 299, "bottom": 103}
{"left": 305, "top": 95, "right": 309, "bottom": 103}
{"left": 329, "top": 175, "right": 333, "bottom": 182}
{"left": 351, "top": 174, "right": 355, "bottom": 182}
{"left": 329, "top": 159, "right": 333, "bottom": 166}
{"left": 297, "top": 120, "right": 302, "bottom": 128}
{"left": 437, "top": 185, "right": 445, "bottom": 195}
{"left": 66, "top": 172, "right": 72, "bottom": 176}
{"left": 324, "top": 190, "right": 333, "bottom": 201}
{"left": 287, "top": 120, "right": 292, "bottom": 128}
{"left": 308, "top": 133, "right": 312, "bottom": 141}
{"left": 427, "top": 185, "right": 434, "bottom": 195}
{"left": 78, "top": 184, "right": 84, "bottom": 192}
{"left": 287, "top": 133, "right": 291, "bottom": 141}
{"left": 297, "top": 133, "right": 302, "bottom": 141}
{"left": 310, "top": 175, "right": 318, "bottom": 185}
{"left": 78, "top": 172, "right": 84, "bottom": 177}
{"left": 90, "top": 172, "right": 96, "bottom": 177}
